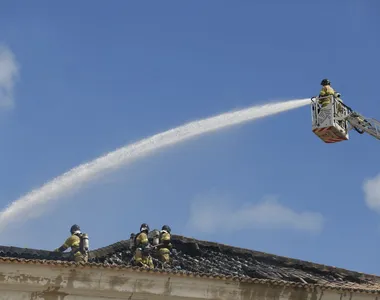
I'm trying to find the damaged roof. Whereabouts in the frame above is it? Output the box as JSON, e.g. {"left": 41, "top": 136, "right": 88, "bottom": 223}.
{"left": 0, "top": 234, "right": 379, "bottom": 294}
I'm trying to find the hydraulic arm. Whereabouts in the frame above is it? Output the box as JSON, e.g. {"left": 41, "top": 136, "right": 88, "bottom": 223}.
{"left": 346, "top": 111, "right": 380, "bottom": 140}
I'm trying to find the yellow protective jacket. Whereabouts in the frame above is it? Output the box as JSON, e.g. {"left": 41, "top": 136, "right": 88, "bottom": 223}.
{"left": 158, "top": 230, "right": 172, "bottom": 254}
{"left": 319, "top": 85, "right": 341, "bottom": 107}
{"left": 319, "top": 85, "right": 335, "bottom": 97}
{"left": 135, "top": 232, "right": 149, "bottom": 249}
{"left": 55, "top": 233, "right": 81, "bottom": 254}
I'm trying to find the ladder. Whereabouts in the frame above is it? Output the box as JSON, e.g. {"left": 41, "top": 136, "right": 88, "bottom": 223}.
{"left": 346, "top": 112, "right": 380, "bottom": 140}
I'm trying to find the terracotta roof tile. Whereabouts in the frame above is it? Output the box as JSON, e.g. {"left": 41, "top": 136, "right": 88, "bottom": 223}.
{"left": 0, "top": 234, "right": 379, "bottom": 294}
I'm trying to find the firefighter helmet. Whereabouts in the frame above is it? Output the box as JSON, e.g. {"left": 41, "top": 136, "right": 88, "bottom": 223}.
{"left": 140, "top": 223, "right": 150, "bottom": 232}
{"left": 70, "top": 224, "right": 80, "bottom": 234}
{"left": 321, "top": 78, "right": 331, "bottom": 86}
{"left": 162, "top": 225, "right": 171, "bottom": 233}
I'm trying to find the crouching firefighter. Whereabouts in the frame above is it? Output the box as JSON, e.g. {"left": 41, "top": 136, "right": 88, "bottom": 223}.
{"left": 54, "top": 224, "right": 89, "bottom": 263}
{"left": 155, "top": 225, "right": 172, "bottom": 264}
{"left": 133, "top": 223, "right": 154, "bottom": 268}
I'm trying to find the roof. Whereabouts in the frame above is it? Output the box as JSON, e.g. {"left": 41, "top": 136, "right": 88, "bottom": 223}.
{"left": 1, "top": 234, "right": 379, "bottom": 294}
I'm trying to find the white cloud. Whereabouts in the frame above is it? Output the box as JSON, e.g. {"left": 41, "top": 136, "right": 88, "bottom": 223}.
{"left": 186, "top": 192, "right": 324, "bottom": 234}
{"left": 363, "top": 173, "right": 380, "bottom": 213}
{"left": 0, "top": 45, "right": 19, "bottom": 109}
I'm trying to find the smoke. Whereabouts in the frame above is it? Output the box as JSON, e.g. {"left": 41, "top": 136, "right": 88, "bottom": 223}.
{"left": 363, "top": 173, "right": 380, "bottom": 213}
{"left": 0, "top": 45, "right": 19, "bottom": 109}
{"left": 187, "top": 193, "right": 324, "bottom": 234}
{"left": 0, "top": 98, "right": 310, "bottom": 231}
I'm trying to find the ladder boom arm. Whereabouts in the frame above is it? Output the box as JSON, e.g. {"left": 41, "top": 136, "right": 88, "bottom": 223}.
{"left": 346, "top": 112, "right": 380, "bottom": 140}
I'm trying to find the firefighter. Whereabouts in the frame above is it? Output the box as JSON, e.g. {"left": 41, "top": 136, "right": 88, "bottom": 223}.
{"left": 319, "top": 79, "right": 336, "bottom": 106}
{"left": 155, "top": 225, "right": 172, "bottom": 263}
{"left": 319, "top": 78, "right": 343, "bottom": 105}
{"left": 133, "top": 223, "right": 154, "bottom": 268}
{"left": 54, "top": 224, "right": 89, "bottom": 263}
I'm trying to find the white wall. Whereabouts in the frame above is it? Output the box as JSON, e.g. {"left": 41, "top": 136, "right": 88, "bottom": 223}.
{"left": 0, "top": 261, "right": 378, "bottom": 300}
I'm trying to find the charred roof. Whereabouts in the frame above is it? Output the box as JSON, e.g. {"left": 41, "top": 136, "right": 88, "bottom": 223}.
{"left": 0, "top": 234, "right": 378, "bottom": 292}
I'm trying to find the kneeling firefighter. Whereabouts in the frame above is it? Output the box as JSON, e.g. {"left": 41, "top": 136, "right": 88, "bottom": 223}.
{"left": 133, "top": 223, "right": 154, "bottom": 268}
{"left": 54, "top": 224, "right": 89, "bottom": 263}
{"left": 155, "top": 225, "right": 172, "bottom": 263}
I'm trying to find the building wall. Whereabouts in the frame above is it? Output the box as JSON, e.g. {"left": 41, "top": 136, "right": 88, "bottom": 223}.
{"left": 0, "top": 261, "right": 377, "bottom": 300}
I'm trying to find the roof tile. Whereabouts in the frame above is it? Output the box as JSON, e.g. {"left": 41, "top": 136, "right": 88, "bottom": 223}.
{"left": 0, "top": 235, "right": 379, "bottom": 294}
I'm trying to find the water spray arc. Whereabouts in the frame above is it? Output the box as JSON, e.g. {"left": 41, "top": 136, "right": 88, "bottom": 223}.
{"left": 0, "top": 98, "right": 310, "bottom": 231}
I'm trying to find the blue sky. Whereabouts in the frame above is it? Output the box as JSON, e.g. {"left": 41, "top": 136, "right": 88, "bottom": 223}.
{"left": 1, "top": 0, "right": 380, "bottom": 274}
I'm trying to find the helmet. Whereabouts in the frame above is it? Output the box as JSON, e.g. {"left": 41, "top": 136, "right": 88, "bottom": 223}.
{"left": 70, "top": 224, "right": 80, "bottom": 234}
{"left": 162, "top": 225, "right": 171, "bottom": 233}
{"left": 320, "top": 78, "right": 330, "bottom": 86}
{"left": 140, "top": 223, "right": 149, "bottom": 232}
